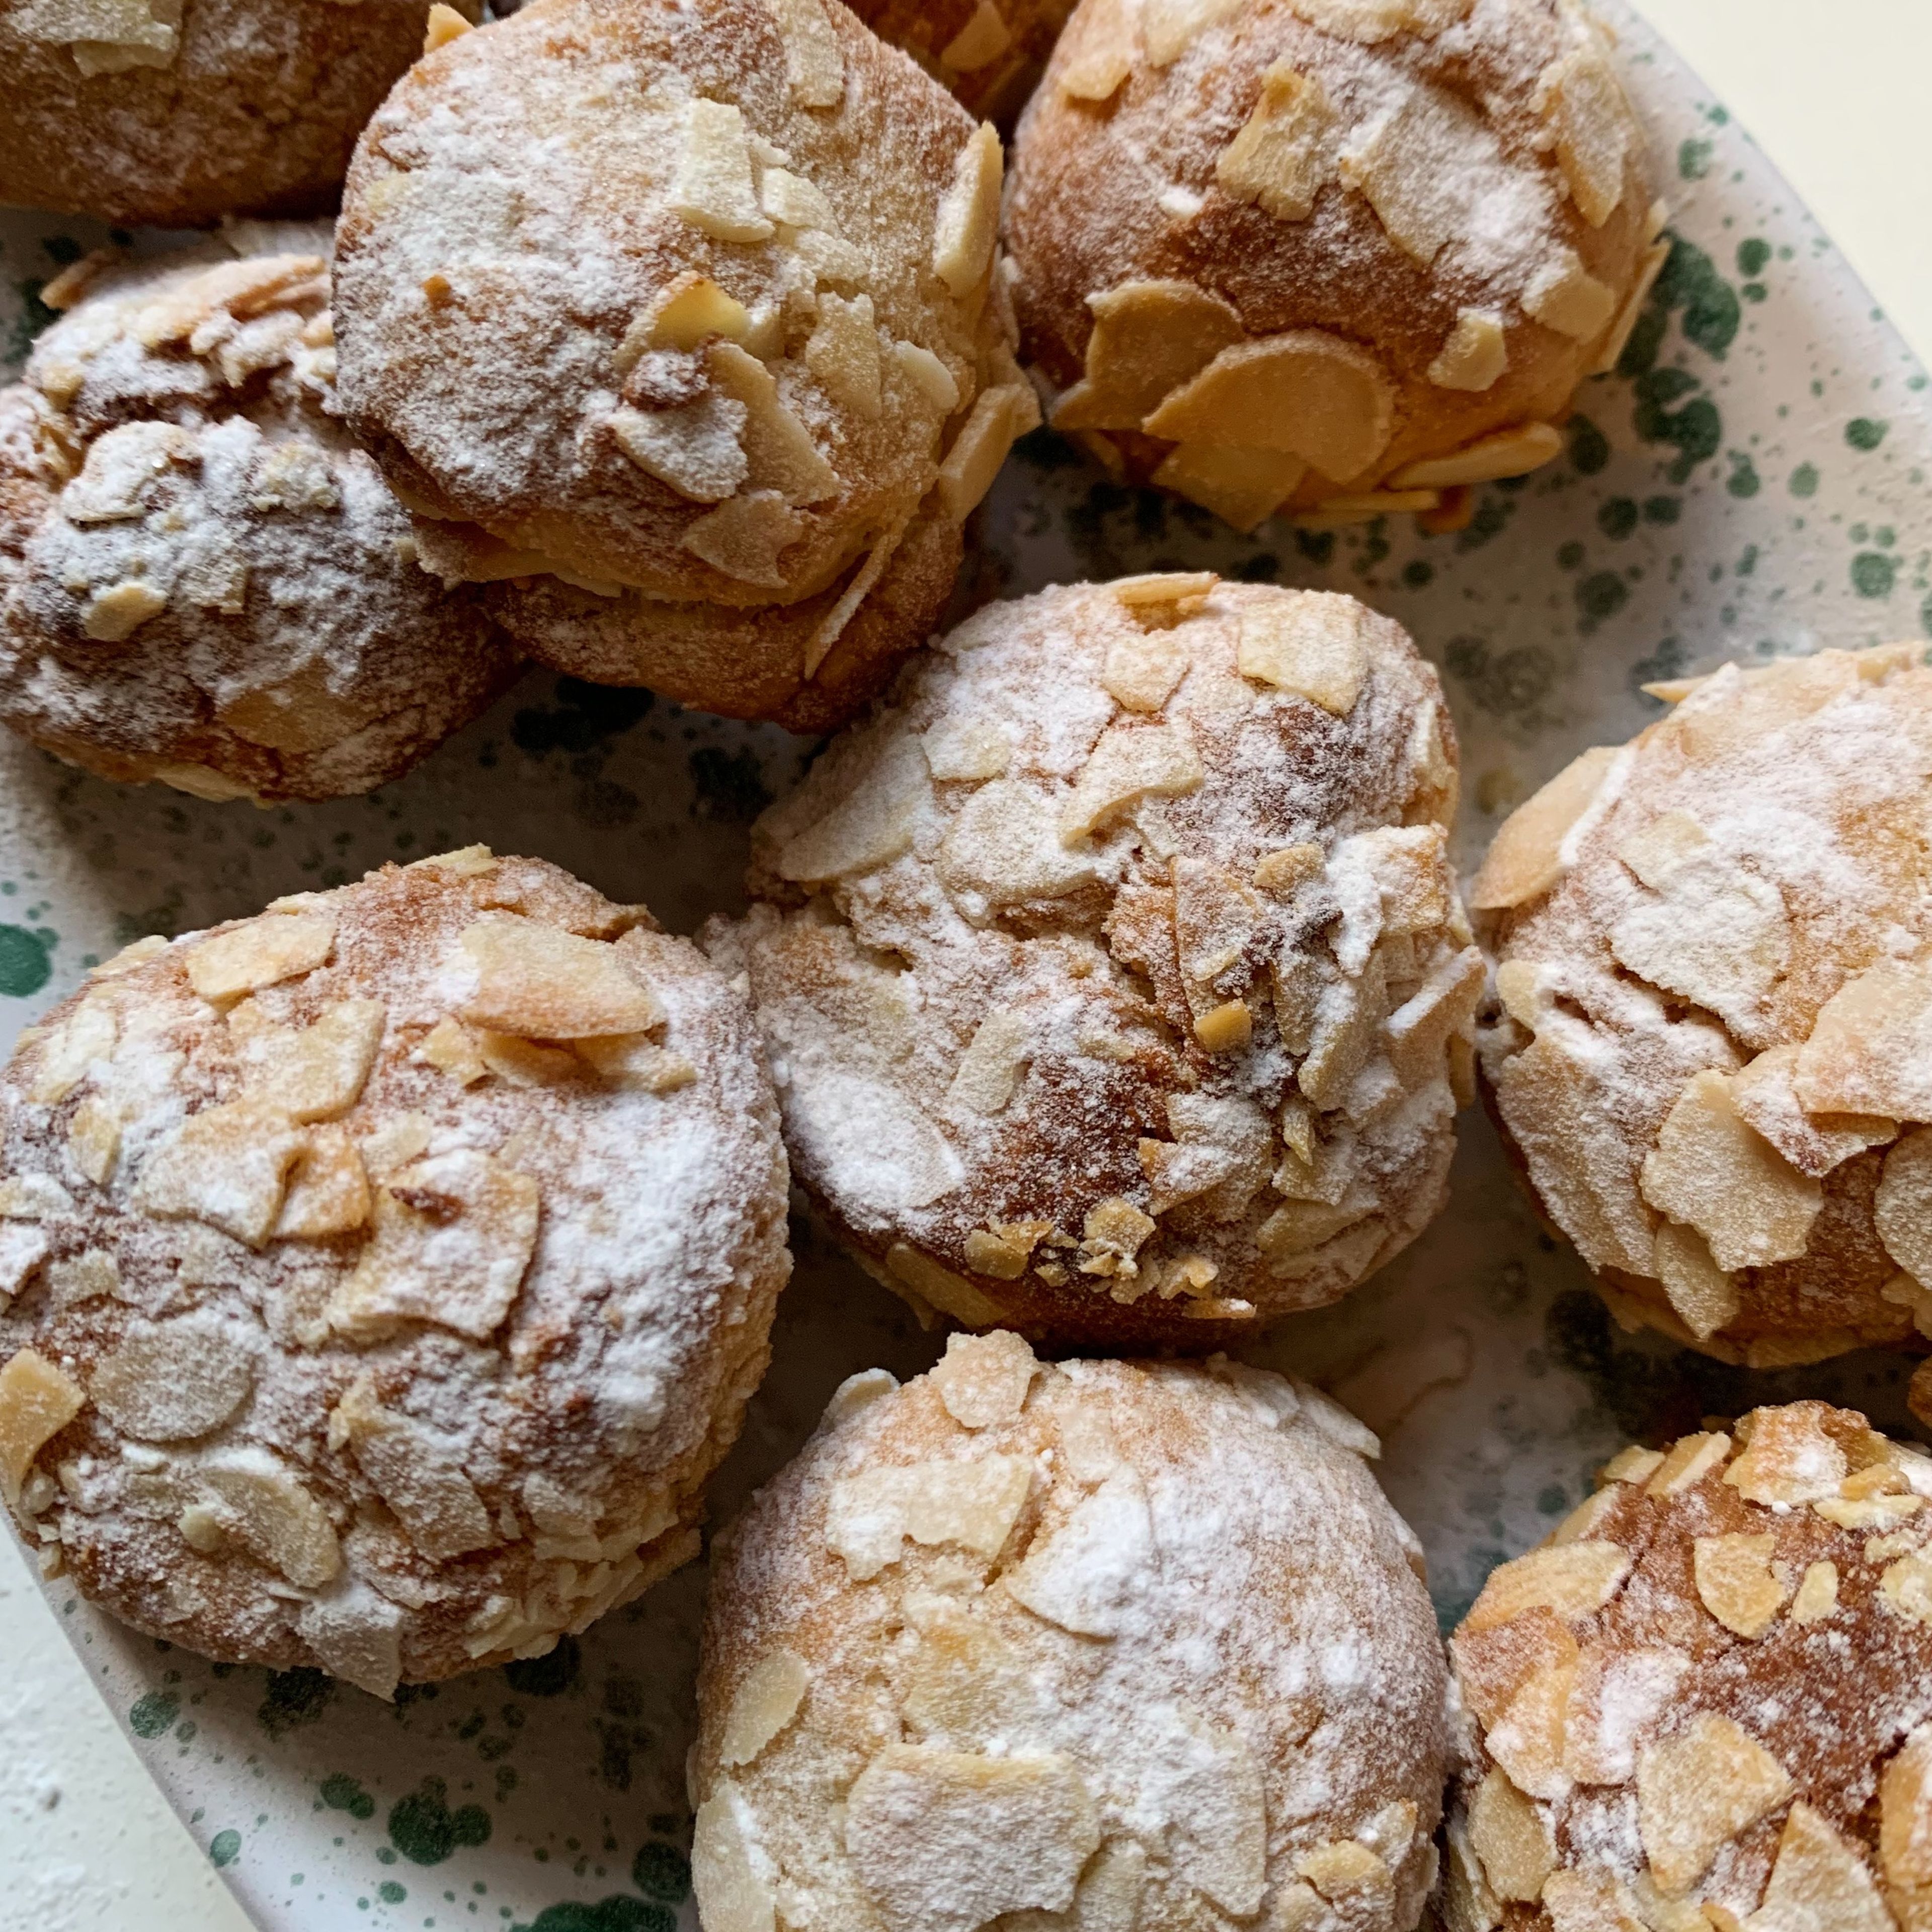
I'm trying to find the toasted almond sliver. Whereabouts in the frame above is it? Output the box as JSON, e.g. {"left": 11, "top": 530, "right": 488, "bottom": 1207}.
{"left": 1645, "top": 1430, "right": 1731, "bottom": 1497}
{"left": 1235, "top": 590, "right": 1368, "bottom": 714}
{"left": 1693, "top": 1532, "right": 1788, "bottom": 1638}
{"left": 1795, "top": 957, "right": 1932, "bottom": 1121}
{"left": 1390, "top": 423, "right": 1563, "bottom": 490}
{"left": 1469, "top": 745, "right": 1622, "bottom": 911}
{"left": 133, "top": 1099, "right": 305, "bottom": 1249}
{"left": 1464, "top": 1540, "right": 1631, "bottom": 1631}
{"left": 1052, "top": 280, "right": 1246, "bottom": 435}
{"left": 458, "top": 918, "right": 663, "bottom": 1040}
{"left": 1637, "top": 1713, "right": 1793, "bottom": 1897}
{"left": 1723, "top": 1404, "right": 1847, "bottom": 1507}
{"left": 1060, "top": 721, "right": 1204, "bottom": 842}
{"left": 1425, "top": 308, "right": 1508, "bottom": 393}
{"left": 1754, "top": 1802, "right": 1893, "bottom": 1932}
{"left": 770, "top": 0, "right": 844, "bottom": 107}
{"left": 1881, "top": 1725, "right": 1932, "bottom": 1888}
{"left": 721, "top": 1650, "right": 811, "bottom": 1767}
{"left": 241, "top": 999, "right": 385, "bottom": 1123}
{"left": 932, "top": 123, "right": 1002, "bottom": 298}
{"left": 930, "top": 1330, "right": 1038, "bottom": 1429}
{"left": 185, "top": 911, "right": 337, "bottom": 1003}
{"left": 1151, "top": 441, "right": 1308, "bottom": 533}
{"left": 669, "top": 98, "right": 772, "bottom": 245}
{"left": 0, "top": 1349, "right": 85, "bottom": 1509}
{"left": 1466, "top": 1766, "right": 1555, "bottom": 1901}
{"left": 1877, "top": 1129, "right": 1932, "bottom": 1282}
{"left": 1789, "top": 1560, "right": 1838, "bottom": 1625}
{"left": 91, "top": 1312, "right": 254, "bottom": 1442}
{"left": 332, "top": 1376, "right": 496, "bottom": 1562}
{"left": 1215, "top": 60, "right": 1337, "bottom": 222}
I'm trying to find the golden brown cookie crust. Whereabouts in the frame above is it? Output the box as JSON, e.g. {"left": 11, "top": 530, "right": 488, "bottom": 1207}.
{"left": 709, "top": 576, "right": 1475, "bottom": 1350}
{"left": 1474, "top": 645, "right": 1932, "bottom": 1373}
{"left": 1005, "top": 0, "right": 1660, "bottom": 531}
{"left": 334, "top": 0, "right": 1036, "bottom": 727}
{"left": 1444, "top": 1401, "right": 1932, "bottom": 1932}
{"left": 0, "top": 0, "right": 468, "bottom": 228}
{"left": 0, "top": 228, "right": 519, "bottom": 804}
{"left": 695, "top": 1341, "right": 1447, "bottom": 1932}
{"left": 0, "top": 850, "right": 790, "bottom": 1691}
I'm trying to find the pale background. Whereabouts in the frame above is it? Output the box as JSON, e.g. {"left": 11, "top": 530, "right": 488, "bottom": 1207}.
{"left": 3, "top": 2, "right": 1930, "bottom": 1926}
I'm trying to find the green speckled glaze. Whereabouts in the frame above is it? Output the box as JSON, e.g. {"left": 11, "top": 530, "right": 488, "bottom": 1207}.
{"left": 3, "top": 5, "right": 1931, "bottom": 1925}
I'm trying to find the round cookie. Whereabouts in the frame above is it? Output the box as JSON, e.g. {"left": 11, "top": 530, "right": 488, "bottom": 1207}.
{"left": 1004, "top": 0, "right": 1662, "bottom": 533}
{"left": 710, "top": 575, "right": 1475, "bottom": 1350}
{"left": 1472, "top": 645, "right": 1932, "bottom": 1374}
{"left": 1442, "top": 1401, "right": 1932, "bottom": 1932}
{"left": 693, "top": 1337, "right": 1448, "bottom": 1932}
{"left": 332, "top": 0, "right": 1037, "bottom": 734}
{"left": 0, "top": 228, "right": 519, "bottom": 804}
{"left": 0, "top": 0, "right": 475, "bottom": 228}
{"left": 0, "top": 848, "right": 789, "bottom": 1693}
{"left": 847, "top": 0, "right": 1074, "bottom": 121}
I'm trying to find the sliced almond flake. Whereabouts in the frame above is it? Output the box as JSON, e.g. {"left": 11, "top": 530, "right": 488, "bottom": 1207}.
{"left": 804, "top": 292, "right": 881, "bottom": 418}
{"left": 669, "top": 99, "right": 773, "bottom": 244}
{"left": 1451, "top": 1603, "right": 1578, "bottom": 1733}
{"left": 1257, "top": 843, "right": 1324, "bottom": 898}
{"left": 1645, "top": 1430, "right": 1731, "bottom": 1497}
{"left": 240, "top": 999, "right": 385, "bottom": 1123}
{"left": 1652, "top": 1220, "right": 1738, "bottom": 1343}
{"left": 1881, "top": 1551, "right": 1932, "bottom": 1625}
{"left": 803, "top": 515, "right": 909, "bottom": 680}
{"left": 1060, "top": 721, "right": 1203, "bottom": 842}
{"left": 827, "top": 1454, "right": 1031, "bottom": 1580}
{"left": 1877, "top": 1129, "right": 1932, "bottom": 1284}
{"left": 769, "top": 0, "right": 844, "bottom": 107}
{"left": 941, "top": 0, "right": 1011, "bottom": 68}
{"left": 1052, "top": 280, "right": 1245, "bottom": 434}
{"left": 475, "top": 1031, "right": 582, "bottom": 1088}
{"left": 1286, "top": 0, "right": 1469, "bottom": 38}
{"left": 1391, "top": 423, "right": 1564, "bottom": 490}
{"left": 297, "top": 1577, "right": 405, "bottom": 1702}
{"left": 721, "top": 1651, "right": 810, "bottom": 1767}
{"left": 1525, "top": 248, "right": 1619, "bottom": 340}
{"left": 1724, "top": 1405, "right": 1847, "bottom": 1506}
{"left": 846, "top": 1745, "right": 1100, "bottom": 1932}
{"left": 1004, "top": 1463, "right": 1153, "bottom": 1638}
{"left": 1470, "top": 745, "right": 1622, "bottom": 910}
{"left": 134, "top": 1100, "right": 304, "bottom": 1248}
{"left": 0, "top": 1349, "right": 84, "bottom": 1508}
{"left": 691, "top": 1784, "right": 776, "bottom": 1932}
{"left": 1542, "top": 42, "right": 1633, "bottom": 227}
{"left": 1814, "top": 1491, "right": 1923, "bottom": 1531}
{"left": 947, "top": 1010, "right": 1031, "bottom": 1116}
{"left": 1750, "top": 1801, "right": 1893, "bottom": 1932}
{"left": 611, "top": 395, "right": 749, "bottom": 503}
{"left": 1641, "top": 1072, "right": 1821, "bottom": 1274}
{"left": 1785, "top": 1561, "right": 1831, "bottom": 1623}
{"left": 1594, "top": 234, "right": 1673, "bottom": 375}
{"left": 332, "top": 1377, "right": 496, "bottom": 1562}
{"left": 0, "top": 1224, "right": 50, "bottom": 1307}
{"left": 198, "top": 1444, "right": 341, "bottom": 1588}
{"left": 1235, "top": 590, "right": 1368, "bottom": 713}
{"left": 573, "top": 1034, "right": 696, "bottom": 1093}
{"left": 1601, "top": 1445, "right": 1665, "bottom": 1486}
{"left": 683, "top": 490, "right": 807, "bottom": 588}
{"left": 328, "top": 1149, "right": 540, "bottom": 1341}
{"left": 91, "top": 1312, "right": 253, "bottom": 1442}
{"left": 962, "top": 1223, "right": 1046, "bottom": 1280}
{"left": 1485, "top": 1653, "right": 1576, "bottom": 1801}
{"left": 185, "top": 911, "right": 336, "bottom": 1003}
{"left": 1386, "top": 945, "right": 1485, "bottom": 1089}
{"left": 416, "top": 1015, "right": 488, "bottom": 1086}
{"left": 1423, "top": 307, "right": 1509, "bottom": 392}
{"left": 1215, "top": 60, "right": 1337, "bottom": 222}
{"left": 1540, "top": 1869, "right": 1647, "bottom": 1932}
{"left": 274, "top": 1125, "right": 371, "bottom": 1240}
{"left": 937, "top": 383, "right": 1034, "bottom": 523}
{"left": 1151, "top": 441, "right": 1308, "bottom": 532}
{"left": 1111, "top": 570, "right": 1220, "bottom": 607}
{"left": 1693, "top": 1533, "right": 1789, "bottom": 1638}
{"left": 1102, "top": 631, "right": 1190, "bottom": 713}
{"left": 29, "top": 997, "right": 118, "bottom": 1104}
{"left": 1638, "top": 1713, "right": 1793, "bottom": 1897}
{"left": 791, "top": 224, "right": 869, "bottom": 286}
{"left": 1143, "top": 331, "right": 1395, "bottom": 481}
{"left": 932, "top": 123, "right": 1003, "bottom": 298}
{"left": 1881, "top": 1725, "right": 1932, "bottom": 1889}
{"left": 923, "top": 715, "right": 1011, "bottom": 780}
{"left": 640, "top": 273, "right": 753, "bottom": 355}
{"left": 1796, "top": 958, "right": 1932, "bottom": 1120}
{"left": 1157, "top": 1715, "right": 1267, "bottom": 1915}
{"left": 1467, "top": 1768, "right": 1555, "bottom": 1901}
{"left": 458, "top": 918, "right": 662, "bottom": 1040}
{"left": 1339, "top": 85, "right": 1497, "bottom": 266}
{"left": 930, "top": 1330, "right": 1037, "bottom": 1429}
{"left": 1142, "top": 0, "right": 1242, "bottom": 64}
{"left": 1730, "top": 1044, "right": 1896, "bottom": 1180}
{"left": 780, "top": 735, "right": 932, "bottom": 884}
{"left": 903, "top": 1592, "right": 1034, "bottom": 1745}
{"left": 709, "top": 343, "right": 839, "bottom": 505}
{"left": 1056, "top": 0, "right": 1138, "bottom": 99}
{"left": 1465, "top": 1540, "right": 1631, "bottom": 1631}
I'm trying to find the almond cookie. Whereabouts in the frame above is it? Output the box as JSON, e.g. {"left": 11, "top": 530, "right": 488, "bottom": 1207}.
{"left": 847, "top": 0, "right": 1075, "bottom": 122}
{"left": 0, "top": 227, "right": 518, "bottom": 804}
{"left": 1473, "top": 645, "right": 1932, "bottom": 1379}
{"left": 1005, "top": 0, "right": 1662, "bottom": 533}
{"left": 694, "top": 1339, "right": 1447, "bottom": 1932}
{"left": 0, "top": 848, "right": 789, "bottom": 1693}
{"left": 332, "top": 0, "right": 1038, "bottom": 734}
{"left": 1442, "top": 1401, "right": 1932, "bottom": 1932}
{"left": 0, "top": 0, "right": 477, "bottom": 228}
{"left": 708, "top": 575, "right": 1475, "bottom": 1350}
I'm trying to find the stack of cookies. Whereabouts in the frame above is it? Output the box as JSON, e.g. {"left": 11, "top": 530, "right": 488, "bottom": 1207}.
{"left": 4, "top": 6, "right": 1930, "bottom": 1932}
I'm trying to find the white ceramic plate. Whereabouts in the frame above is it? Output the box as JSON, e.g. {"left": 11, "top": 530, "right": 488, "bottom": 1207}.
{"left": 3, "top": 6, "right": 1930, "bottom": 1926}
